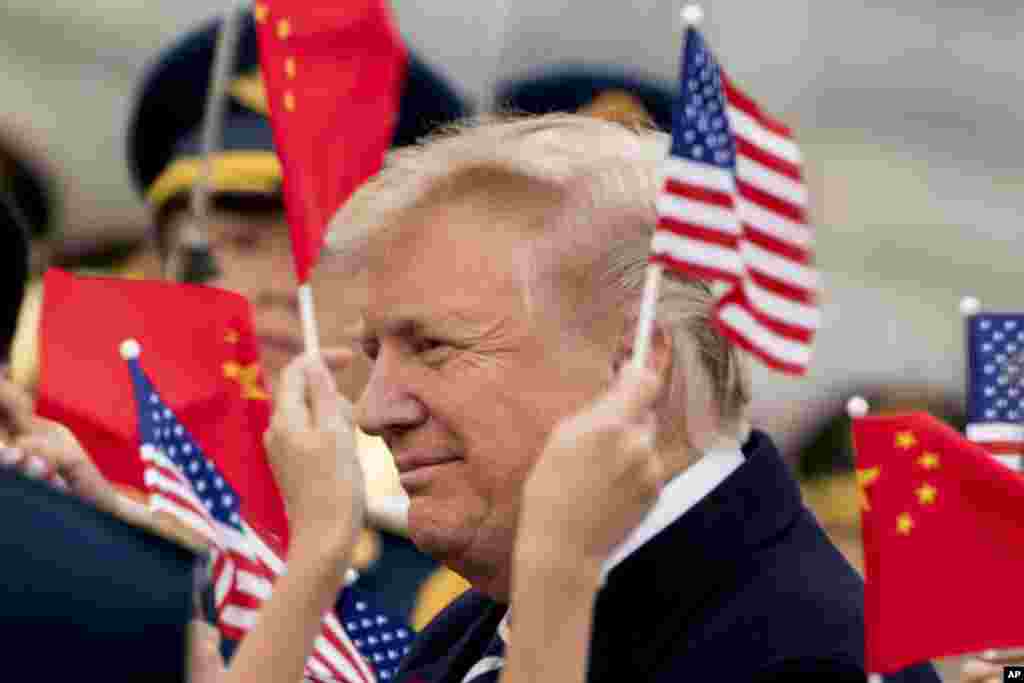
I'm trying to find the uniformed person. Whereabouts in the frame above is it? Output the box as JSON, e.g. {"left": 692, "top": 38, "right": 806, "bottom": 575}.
{"left": 496, "top": 67, "right": 675, "bottom": 131}
{"left": 126, "top": 7, "right": 472, "bottom": 638}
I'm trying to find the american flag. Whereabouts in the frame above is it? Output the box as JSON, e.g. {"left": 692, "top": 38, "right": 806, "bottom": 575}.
{"left": 965, "top": 313, "right": 1024, "bottom": 468}
{"left": 123, "top": 342, "right": 410, "bottom": 682}
{"left": 650, "top": 25, "right": 819, "bottom": 375}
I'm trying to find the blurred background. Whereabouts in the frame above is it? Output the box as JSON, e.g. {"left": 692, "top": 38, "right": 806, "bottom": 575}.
{"left": 1, "top": 2, "right": 1019, "bottom": 677}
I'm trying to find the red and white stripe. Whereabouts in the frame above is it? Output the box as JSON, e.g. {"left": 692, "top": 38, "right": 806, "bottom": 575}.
{"left": 965, "top": 423, "right": 1023, "bottom": 471}
{"left": 651, "top": 75, "right": 818, "bottom": 375}
{"left": 141, "top": 445, "right": 375, "bottom": 683}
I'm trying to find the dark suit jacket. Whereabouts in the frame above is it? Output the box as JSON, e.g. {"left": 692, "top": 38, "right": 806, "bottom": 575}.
{"left": 397, "top": 430, "right": 940, "bottom": 682}
{"left": 0, "top": 468, "right": 198, "bottom": 682}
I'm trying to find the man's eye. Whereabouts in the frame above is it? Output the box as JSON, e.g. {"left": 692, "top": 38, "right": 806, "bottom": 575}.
{"left": 229, "top": 231, "right": 262, "bottom": 249}
{"left": 414, "top": 339, "right": 445, "bottom": 355}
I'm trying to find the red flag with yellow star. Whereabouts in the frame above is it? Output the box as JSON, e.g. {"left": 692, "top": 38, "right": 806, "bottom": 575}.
{"left": 36, "top": 268, "right": 289, "bottom": 550}
{"left": 853, "top": 411, "right": 1024, "bottom": 674}
{"left": 253, "top": 0, "right": 407, "bottom": 284}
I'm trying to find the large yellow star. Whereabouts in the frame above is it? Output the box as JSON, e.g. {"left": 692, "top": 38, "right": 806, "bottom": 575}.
{"left": 917, "top": 452, "right": 940, "bottom": 470}
{"left": 915, "top": 483, "right": 937, "bottom": 505}
{"left": 277, "top": 18, "right": 291, "bottom": 40}
{"left": 223, "top": 361, "right": 270, "bottom": 401}
{"left": 895, "top": 431, "right": 917, "bottom": 450}
{"left": 856, "top": 466, "right": 881, "bottom": 511}
{"left": 897, "top": 512, "right": 914, "bottom": 535}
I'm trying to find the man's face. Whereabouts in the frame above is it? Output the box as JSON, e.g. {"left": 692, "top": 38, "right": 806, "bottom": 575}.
{"left": 163, "top": 208, "right": 367, "bottom": 397}
{"left": 354, "top": 199, "right": 612, "bottom": 597}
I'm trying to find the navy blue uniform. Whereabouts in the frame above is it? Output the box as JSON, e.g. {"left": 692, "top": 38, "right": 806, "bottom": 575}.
{"left": 0, "top": 468, "right": 198, "bottom": 682}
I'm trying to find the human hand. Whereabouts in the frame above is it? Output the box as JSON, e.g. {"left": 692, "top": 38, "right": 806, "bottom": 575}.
{"left": 187, "top": 620, "right": 225, "bottom": 683}
{"left": 518, "top": 364, "right": 664, "bottom": 572}
{"left": 961, "top": 650, "right": 1024, "bottom": 683}
{"left": 0, "top": 377, "right": 118, "bottom": 512}
{"left": 264, "top": 352, "right": 365, "bottom": 555}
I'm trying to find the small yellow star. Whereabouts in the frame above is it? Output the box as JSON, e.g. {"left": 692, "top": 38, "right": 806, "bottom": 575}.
{"left": 917, "top": 452, "right": 940, "bottom": 470}
{"left": 277, "top": 18, "right": 291, "bottom": 40}
{"left": 856, "top": 466, "right": 881, "bottom": 511}
{"left": 224, "top": 329, "right": 240, "bottom": 344}
{"left": 915, "top": 483, "right": 937, "bottom": 505}
{"left": 284, "top": 57, "right": 297, "bottom": 79}
{"left": 895, "top": 431, "right": 917, "bottom": 450}
{"left": 254, "top": 3, "right": 269, "bottom": 23}
{"left": 897, "top": 512, "right": 914, "bottom": 535}
{"left": 284, "top": 91, "right": 296, "bottom": 112}
{"left": 223, "top": 361, "right": 270, "bottom": 401}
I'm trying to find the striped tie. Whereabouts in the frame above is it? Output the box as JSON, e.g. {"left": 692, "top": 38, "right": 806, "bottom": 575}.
{"left": 460, "top": 629, "right": 505, "bottom": 683}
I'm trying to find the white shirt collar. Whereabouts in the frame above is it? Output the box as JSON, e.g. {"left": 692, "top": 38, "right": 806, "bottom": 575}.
{"left": 599, "top": 443, "right": 745, "bottom": 584}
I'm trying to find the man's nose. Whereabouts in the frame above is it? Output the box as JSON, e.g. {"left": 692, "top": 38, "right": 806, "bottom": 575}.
{"left": 355, "top": 351, "right": 428, "bottom": 439}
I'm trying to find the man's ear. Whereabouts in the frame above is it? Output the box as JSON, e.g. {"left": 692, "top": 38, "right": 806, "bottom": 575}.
{"left": 613, "top": 320, "right": 673, "bottom": 383}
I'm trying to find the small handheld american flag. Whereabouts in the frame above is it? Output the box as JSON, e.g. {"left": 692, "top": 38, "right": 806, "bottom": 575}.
{"left": 963, "top": 300, "right": 1024, "bottom": 470}
{"left": 643, "top": 11, "right": 819, "bottom": 375}
{"left": 122, "top": 339, "right": 410, "bottom": 682}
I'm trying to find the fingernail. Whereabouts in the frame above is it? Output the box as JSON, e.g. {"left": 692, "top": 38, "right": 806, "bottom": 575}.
{"left": 0, "top": 447, "right": 21, "bottom": 466}
{"left": 24, "top": 455, "right": 49, "bottom": 479}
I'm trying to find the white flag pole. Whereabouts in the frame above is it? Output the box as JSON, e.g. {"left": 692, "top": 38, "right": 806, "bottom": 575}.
{"left": 299, "top": 283, "right": 320, "bottom": 356}
{"left": 631, "top": 4, "right": 703, "bottom": 370}
{"left": 847, "top": 396, "right": 877, "bottom": 683}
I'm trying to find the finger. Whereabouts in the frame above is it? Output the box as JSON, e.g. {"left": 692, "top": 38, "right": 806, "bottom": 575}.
{"left": 0, "top": 446, "right": 22, "bottom": 467}
{"left": 274, "top": 355, "right": 312, "bottom": 433}
{"left": 0, "top": 378, "right": 35, "bottom": 437}
{"left": 600, "top": 365, "right": 662, "bottom": 425}
{"left": 979, "top": 648, "right": 1024, "bottom": 664}
{"left": 623, "top": 414, "right": 657, "bottom": 453}
{"left": 305, "top": 356, "right": 351, "bottom": 431}
{"left": 17, "top": 434, "right": 106, "bottom": 505}
{"left": 188, "top": 620, "right": 225, "bottom": 683}
{"left": 321, "top": 346, "right": 355, "bottom": 369}
{"left": 961, "top": 658, "right": 1002, "bottom": 681}
{"left": 21, "top": 454, "right": 50, "bottom": 480}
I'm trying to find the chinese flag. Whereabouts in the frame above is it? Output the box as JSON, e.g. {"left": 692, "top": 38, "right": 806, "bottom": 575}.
{"left": 853, "top": 411, "right": 1024, "bottom": 674}
{"left": 36, "top": 269, "right": 289, "bottom": 550}
{"left": 254, "top": 0, "right": 407, "bottom": 284}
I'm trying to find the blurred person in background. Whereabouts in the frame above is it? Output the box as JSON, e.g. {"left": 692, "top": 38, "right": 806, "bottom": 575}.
{"left": 126, "top": 6, "right": 472, "bottom": 639}
{"left": 496, "top": 66, "right": 675, "bottom": 131}
{"left": 0, "top": 131, "right": 60, "bottom": 388}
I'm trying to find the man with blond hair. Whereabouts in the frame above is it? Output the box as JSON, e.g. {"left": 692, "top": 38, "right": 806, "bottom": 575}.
{"left": 329, "top": 114, "right": 939, "bottom": 682}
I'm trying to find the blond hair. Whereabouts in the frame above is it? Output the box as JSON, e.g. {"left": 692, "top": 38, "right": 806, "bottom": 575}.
{"left": 328, "top": 114, "right": 750, "bottom": 448}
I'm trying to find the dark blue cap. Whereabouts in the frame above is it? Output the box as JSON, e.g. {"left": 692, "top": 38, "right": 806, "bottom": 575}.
{"left": 496, "top": 67, "right": 675, "bottom": 131}
{"left": 128, "top": 8, "right": 470, "bottom": 212}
